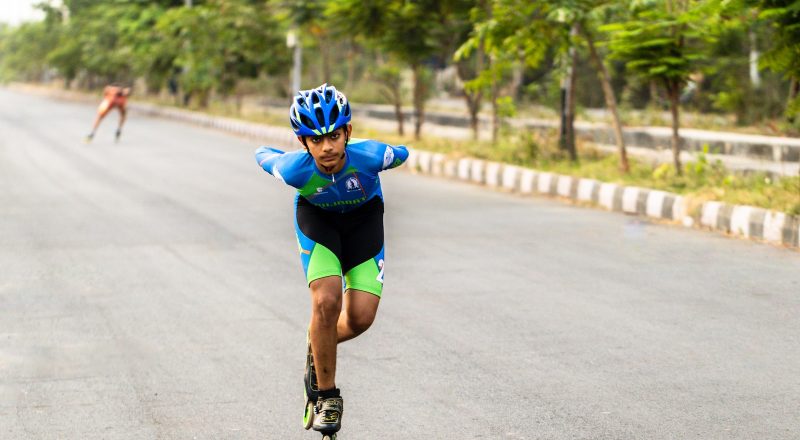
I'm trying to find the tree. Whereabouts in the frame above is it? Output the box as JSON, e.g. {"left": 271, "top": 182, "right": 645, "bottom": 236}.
{"left": 328, "top": 0, "right": 473, "bottom": 139}
{"left": 155, "top": 0, "right": 288, "bottom": 107}
{"left": 603, "top": 0, "right": 722, "bottom": 174}
{"left": 702, "top": 1, "right": 788, "bottom": 125}
{"left": 455, "top": 48, "right": 485, "bottom": 140}
{"left": 0, "top": 21, "right": 57, "bottom": 82}
{"left": 456, "top": 0, "right": 553, "bottom": 142}
{"left": 454, "top": 0, "right": 488, "bottom": 140}
{"left": 758, "top": 0, "right": 800, "bottom": 122}
{"left": 374, "top": 61, "right": 406, "bottom": 136}
{"left": 550, "top": 0, "right": 631, "bottom": 171}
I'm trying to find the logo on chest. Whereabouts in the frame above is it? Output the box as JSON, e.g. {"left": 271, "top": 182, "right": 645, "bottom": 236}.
{"left": 345, "top": 176, "right": 362, "bottom": 192}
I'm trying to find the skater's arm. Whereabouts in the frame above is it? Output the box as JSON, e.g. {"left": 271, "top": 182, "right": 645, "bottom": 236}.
{"left": 348, "top": 139, "right": 409, "bottom": 173}
{"left": 255, "top": 146, "right": 290, "bottom": 181}
{"left": 380, "top": 144, "right": 409, "bottom": 170}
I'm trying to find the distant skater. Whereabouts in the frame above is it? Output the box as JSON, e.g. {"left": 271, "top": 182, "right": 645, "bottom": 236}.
{"left": 85, "top": 84, "right": 131, "bottom": 143}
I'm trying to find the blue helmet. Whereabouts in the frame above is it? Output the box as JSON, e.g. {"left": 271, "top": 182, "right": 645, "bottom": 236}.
{"left": 289, "top": 83, "right": 351, "bottom": 137}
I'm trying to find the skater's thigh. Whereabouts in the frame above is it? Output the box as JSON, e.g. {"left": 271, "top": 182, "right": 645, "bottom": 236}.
{"left": 341, "top": 199, "right": 384, "bottom": 298}
{"left": 296, "top": 197, "right": 343, "bottom": 284}
{"left": 343, "top": 288, "right": 380, "bottom": 319}
{"left": 97, "top": 99, "right": 113, "bottom": 116}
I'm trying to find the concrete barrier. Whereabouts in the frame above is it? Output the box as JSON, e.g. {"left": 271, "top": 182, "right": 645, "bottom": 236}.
{"left": 402, "top": 147, "right": 798, "bottom": 249}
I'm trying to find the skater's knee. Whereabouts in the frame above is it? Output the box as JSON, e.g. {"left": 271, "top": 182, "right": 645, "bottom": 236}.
{"left": 310, "top": 278, "right": 342, "bottom": 325}
{"left": 312, "top": 294, "right": 342, "bottom": 326}
{"left": 345, "top": 312, "right": 375, "bottom": 336}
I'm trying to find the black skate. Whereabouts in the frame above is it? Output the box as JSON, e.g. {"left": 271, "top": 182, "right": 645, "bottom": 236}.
{"left": 312, "top": 395, "right": 343, "bottom": 438}
{"left": 114, "top": 128, "right": 122, "bottom": 143}
{"left": 303, "top": 332, "right": 319, "bottom": 430}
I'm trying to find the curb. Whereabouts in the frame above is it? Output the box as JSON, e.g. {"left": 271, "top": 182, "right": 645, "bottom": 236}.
{"left": 130, "top": 102, "right": 296, "bottom": 148}
{"left": 406, "top": 149, "right": 800, "bottom": 250}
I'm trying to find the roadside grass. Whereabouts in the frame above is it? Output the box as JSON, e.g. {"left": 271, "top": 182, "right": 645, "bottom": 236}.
{"left": 124, "top": 91, "right": 800, "bottom": 216}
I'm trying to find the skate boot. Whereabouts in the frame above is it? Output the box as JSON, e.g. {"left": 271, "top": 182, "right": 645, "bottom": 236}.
{"left": 312, "top": 390, "right": 343, "bottom": 437}
{"left": 114, "top": 128, "right": 122, "bottom": 142}
{"left": 84, "top": 132, "right": 94, "bottom": 143}
{"left": 303, "top": 333, "right": 319, "bottom": 429}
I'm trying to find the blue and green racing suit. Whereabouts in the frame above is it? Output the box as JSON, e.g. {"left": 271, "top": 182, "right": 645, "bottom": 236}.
{"left": 255, "top": 138, "right": 408, "bottom": 297}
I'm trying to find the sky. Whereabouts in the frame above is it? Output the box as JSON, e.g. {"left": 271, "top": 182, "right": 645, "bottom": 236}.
{"left": 0, "top": 0, "right": 46, "bottom": 26}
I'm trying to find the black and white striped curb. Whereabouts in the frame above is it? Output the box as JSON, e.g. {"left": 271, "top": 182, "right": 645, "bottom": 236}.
{"left": 406, "top": 149, "right": 800, "bottom": 249}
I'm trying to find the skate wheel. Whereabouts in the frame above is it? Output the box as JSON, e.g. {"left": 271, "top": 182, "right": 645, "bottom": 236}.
{"left": 322, "top": 434, "right": 337, "bottom": 440}
{"left": 302, "top": 398, "right": 314, "bottom": 430}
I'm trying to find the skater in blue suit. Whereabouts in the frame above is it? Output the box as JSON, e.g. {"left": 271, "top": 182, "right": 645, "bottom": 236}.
{"left": 255, "top": 84, "right": 408, "bottom": 439}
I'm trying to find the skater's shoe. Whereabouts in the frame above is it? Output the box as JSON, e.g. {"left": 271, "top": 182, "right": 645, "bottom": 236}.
{"left": 114, "top": 129, "right": 122, "bottom": 142}
{"left": 84, "top": 133, "right": 94, "bottom": 143}
{"left": 312, "top": 393, "right": 343, "bottom": 434}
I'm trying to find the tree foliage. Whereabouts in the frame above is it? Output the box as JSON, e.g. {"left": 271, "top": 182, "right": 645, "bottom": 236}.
{"left": 327, "top": 0, "right": 473, "bottom": 138}
{"left": 0, "top": 0, "right": 795, "bottom": 134}
{"left": 602, "top": 0, "right": 724, "bottom": 172}
{"left": 758, "top": 0, "right": 800, "bottom": 117}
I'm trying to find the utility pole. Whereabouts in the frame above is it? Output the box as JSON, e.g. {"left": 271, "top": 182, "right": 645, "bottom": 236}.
{"left": 749, "top": 27, "right": 760, "bottom": 88}
{"left": 287, "top": 29, "right": 302, "bottom": 93}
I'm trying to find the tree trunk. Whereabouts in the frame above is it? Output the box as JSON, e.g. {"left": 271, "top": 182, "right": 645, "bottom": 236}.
{"left": 566, "top": 27, "right": 578, "bottom": 163}
{"left": 457, "top": 48, "right": 484, "bottom": 141}
{"left": 508, "top": 63, "right": 524, "bottom": 101}
{"left": 582, "top": 24, "right": 629, "bottom": 173}
{"left": 667, "top": 82, "right": 682, "bottom": 175}
{"left": 375, "top": 53, "right": 404, "bottom": 136}
{"left": 491, "top": 77, "right": 499, "bottom": 143}
{"left": 466, "top": 94, "right": 481, "bottom": 140}
{"left": 235, "top": 92, "right": 243, "bottom": 115}
{"left": 788, "top": 78, "right": 799, "bottom": 123}
{"left": 412, "top": 64, "right": 426, "bottom": 140}
{"left": 393, "top": 87, "right": 405, "bottom": 137}
{"left": 319, "top": 36, "right": 331, "bottom": 83}
{"left": 559, "top": 25, "right": 578, "bottom": 162}
{"left": 345, "top": 42, "right": 357, "bottom": 91}
{"left": 379, "top": 82, "right": 404, "bottom": 136}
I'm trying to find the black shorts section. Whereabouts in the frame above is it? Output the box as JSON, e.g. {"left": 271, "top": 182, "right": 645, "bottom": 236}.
{"left": 296, "top": 196, "right": 384, "bottom": 274}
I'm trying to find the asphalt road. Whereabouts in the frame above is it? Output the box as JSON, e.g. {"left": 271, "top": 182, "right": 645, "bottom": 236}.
{"left": 1, "top": 88, "right": 799, "bottom": 440}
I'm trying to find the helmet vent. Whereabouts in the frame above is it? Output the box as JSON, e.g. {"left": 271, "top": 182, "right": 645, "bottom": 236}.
{"left": 329, "top": 105, "right": 340, "bottom": 124}
{"left": 314, "top": 108, "right": 325, "bottom": 127}
{"left": 300, "top": 113, "right": 316, "bottom": 130}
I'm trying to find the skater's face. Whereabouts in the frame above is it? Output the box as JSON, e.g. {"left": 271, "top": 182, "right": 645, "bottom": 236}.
{"left": 301, "top": 124, "right": 351, "bottom": 174}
